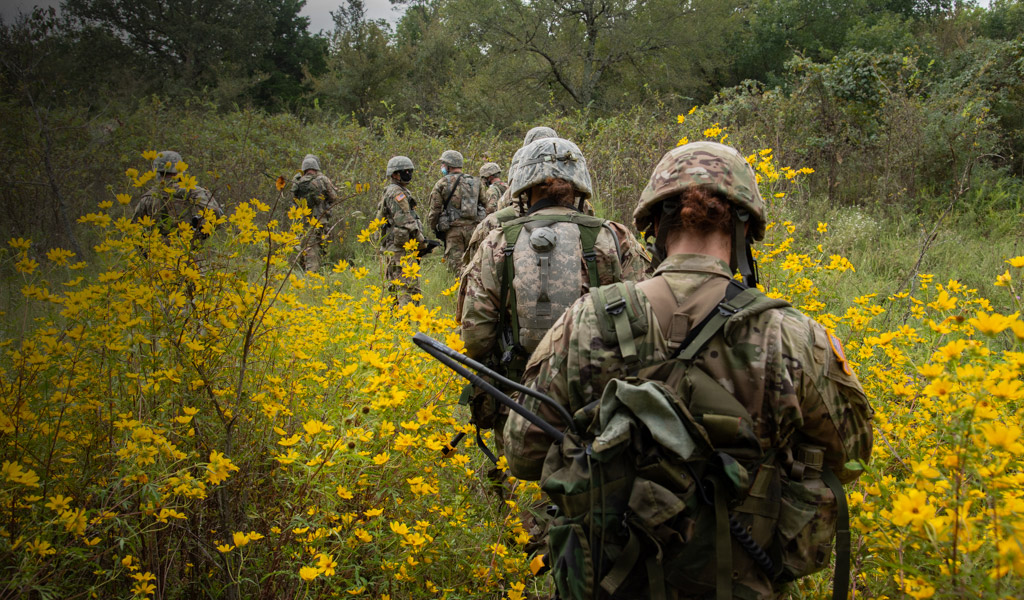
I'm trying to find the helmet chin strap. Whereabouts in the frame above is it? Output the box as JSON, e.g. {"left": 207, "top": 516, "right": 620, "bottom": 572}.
{"left": 647, "top": 197, "right": 680, "bottom": 271}
{"left": 731, "top": 208, "right": 759, "bottom": 288}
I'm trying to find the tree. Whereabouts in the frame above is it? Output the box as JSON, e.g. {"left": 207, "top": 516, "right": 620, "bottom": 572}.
{"left": 472, "top": 0, "right": 688, "bottom": 108}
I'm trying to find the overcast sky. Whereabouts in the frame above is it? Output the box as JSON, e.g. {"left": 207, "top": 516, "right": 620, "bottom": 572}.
{"left": 0, "top": 0, "right": 403, "bottom": 35}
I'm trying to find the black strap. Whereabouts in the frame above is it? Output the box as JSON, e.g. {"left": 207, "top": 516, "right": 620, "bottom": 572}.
{"left": 822, "top": 468, "right": 851, "bottom": 600}
{"left": 474, "top": 425, "right": 499, "bottom": 464}
{"left": 668, "top": 280, "right": 747, "bottom": 360}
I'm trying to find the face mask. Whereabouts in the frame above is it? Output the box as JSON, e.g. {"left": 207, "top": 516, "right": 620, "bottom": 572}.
{"left": 399, "top": 170, "right": 413, "bottom": 183}
{"left": 441, "top": 166, "right": 448, "bottom": 176}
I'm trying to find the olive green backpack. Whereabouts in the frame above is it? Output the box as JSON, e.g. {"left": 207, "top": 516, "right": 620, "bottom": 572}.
{"left": 538, "top": 278, "right": 851, "bottom": 600}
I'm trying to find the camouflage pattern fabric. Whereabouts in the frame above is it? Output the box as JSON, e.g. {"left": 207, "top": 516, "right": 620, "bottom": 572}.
{"left": 504, "top": 252, "right": 874, "bottom": 599}
{"left": 427, "top": 174, "right": 486, "bottom": 230}
{"left": 133, "top": 181, "right": 224, "bottom": 236}
{"left": 635, "top": 141, "right": 765, "bottom": 240}
{"left": 376, "top": 182, "right": 426, "bottom": 304}
{"left": 292, "top": 172, "right": 340, "bottom": 272}
{"left": 458, "top": 205, "right": 650, "bottom": 363}
{"left": 443, "top": 222, "right": 475, "bottom": 274}
{"left": 484, "top": 180, "right": 508, "bottom": 213}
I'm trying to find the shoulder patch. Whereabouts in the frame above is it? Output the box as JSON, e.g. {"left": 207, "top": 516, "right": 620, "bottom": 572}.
{"left": 395, "top": 192, "right": 406, "bottom": 202}
{"left": 828, "top": 332, "right": 853, "bottom": 375}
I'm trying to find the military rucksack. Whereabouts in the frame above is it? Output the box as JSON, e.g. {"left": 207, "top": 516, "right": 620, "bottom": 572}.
{"left": 496, "top": 209, "right": 622, "bottom": 381}
{"left": 538, "top": 278, "right": 851, "bottom": 600}
{"left": 438, "top": 174, "right": 485, "bottom": 235}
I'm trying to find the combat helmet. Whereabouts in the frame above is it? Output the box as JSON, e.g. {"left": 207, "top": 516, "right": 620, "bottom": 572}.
{"left": 510, "top": 137, "right": 592, "bottom": 199}
{"left": 386, "top": 155, "right": 415, "bottom": 177}
{"left": 439, "top": 150, "right": 464, "bottom": 169}
{"left": 153, "top": 150, "right": 183, "bottom": 175}
{"left": 301, "top": 154, "right": 321, "bottom": 172}
{"left": 479, "top": 162, "right": 501, "bottom": 178}
{"left": 634, "top": 141, "right": 764, "bottom": 284}
{"left": 634, "top": 141, "right": 764, "bottom": 239}
{"left": 523, "top": 126, "right": 557, "bottom": 146}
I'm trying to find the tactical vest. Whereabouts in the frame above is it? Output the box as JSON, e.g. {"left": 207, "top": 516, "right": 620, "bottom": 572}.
{"left": 539, "top": 277, "right": 851, "bottom": 600}
{"left": 496, "top": 209, "right": 621, "bottom": 380}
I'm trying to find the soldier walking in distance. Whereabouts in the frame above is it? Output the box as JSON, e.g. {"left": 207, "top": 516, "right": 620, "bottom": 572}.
{"left": 291, "top": 154, "right": 340, "bottom": 272}
{"left": 479, "top": 162, "right": 507, "bottom": 214}
{"left": 427, "top": 150, "right": 487, "bottom": 274}
{"left": 133, "top": 150, "right": 224, "bottom": 237}
{"left": 504, "top": 141, "right": 874, "bottom": 600}
{"left": 376, "top": 156, "right": 436, "bottom": 306}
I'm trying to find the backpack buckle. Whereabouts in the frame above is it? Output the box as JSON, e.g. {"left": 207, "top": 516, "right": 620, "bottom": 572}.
{"left": 605, "top": 298, "right": 626, "bottom": 315}
{"left": 718, "top": 302, "right": 740, "bottom": 317}
{"left": 582, "top": 250, "right": 597, "bottom": 262}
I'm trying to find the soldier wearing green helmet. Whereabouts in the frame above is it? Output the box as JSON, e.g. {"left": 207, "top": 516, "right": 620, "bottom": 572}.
{"left": 505, "top": 141, "right": 873, "bottom": 600}
{"left": 427, "top": 149, "right": 487, "bottom": 274}
{"left": 479, "top": 162, "right": 507, "bottom": 214}
{"left": 375, "top": 155, "right": 436, "bottom": 305}
{"left": 133, "top": 150, "right": 223, "bottom": 238}
{"left": 290, "top": 154, "right": 340, "bottom": 272}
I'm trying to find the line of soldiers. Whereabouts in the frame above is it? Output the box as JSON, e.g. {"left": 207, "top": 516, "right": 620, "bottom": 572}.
{"left": 378, "top": 128, "right": 873, "bottom": 599}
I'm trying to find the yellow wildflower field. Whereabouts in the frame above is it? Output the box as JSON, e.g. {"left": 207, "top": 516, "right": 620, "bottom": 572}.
{"left": 2, "top": 140, "right": 1023, "bottom": 599}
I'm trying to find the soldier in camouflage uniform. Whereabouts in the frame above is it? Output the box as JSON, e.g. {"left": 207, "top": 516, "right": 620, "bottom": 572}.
{"left": 459, "top": 137, "right": 650, "bottom": 466}
{"left": 460, "top": 126, "right": 565, "bottom": 280}
{"left": 479, "top": 162, "right": 507, "bottom": 214}
{"left": 291, "top": 154, "right": 340, "bottom": 272}
{"left": 427, "top": 150, "right": 487, "bottom": 274}
{"left": 504, "top": 142, "right": 874, "bottom": 599}
{"left": 376, "top": 155, "right": 429, "bottom": 306}
{"left": 133, "top": 150, "right": 224, "bottom": 237}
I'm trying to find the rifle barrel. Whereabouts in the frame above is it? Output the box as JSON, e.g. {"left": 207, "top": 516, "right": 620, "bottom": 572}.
{"left": 413, "top": 333, "right": 574, "bottom": 441}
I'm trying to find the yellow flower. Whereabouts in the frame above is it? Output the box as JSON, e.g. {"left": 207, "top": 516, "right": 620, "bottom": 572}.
{"left": 206, "top": 450, "right": 239, "bottom": 485}
{"left": 995, "top": 269, "right": 1012, "bottom": 287}
{"left": 372, "top": 452, "right": 389, "bottom": 465}
{"left": 299, "top": 566, "right": 319, "bottom": 581}
{"left": 45, "top": 494, "right": 72, "bottom": 512}
{"left": 316, "top": 553, "right": 337, "bottom": 576}
{"left": 232, "top": 531, "right": 250, "bottom": 547}
{"left": 888, "top": 489, "right": 936, "bottom": 529}
{"left": 816, "top": 222, "right": 827, "bottom": 233}
{"left": 389, "top": 521, "right": 410, "bottom": 536}
{"left": 1007, "top": 256, "right": 1024, "bottom": 268}
{"left": 302, "top": 419, "right": 333, "bottom": 435}
{"left": 364, "top": 508, "right": 383, "bottom": 517}
{"left": 968, "top": 311, "right": 1014, "bottom": 335}
{"left": 354, "top": 528, "right": 373, "bottom": 543}
{"left": 278, "top": 434, "right": 301, "bottom": 447}
{"left": 979, "top": 422, "right": 1024, "bottom": 453}
{"left": 676, "top": 114, "right": 686, "bottom": 124}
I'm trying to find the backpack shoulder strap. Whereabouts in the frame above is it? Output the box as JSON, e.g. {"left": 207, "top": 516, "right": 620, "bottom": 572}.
{"left": 497, "top": 221, "right": 527, "bottom": 363}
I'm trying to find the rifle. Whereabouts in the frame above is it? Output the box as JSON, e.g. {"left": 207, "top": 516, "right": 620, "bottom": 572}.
{"left": 412, "top": 333, "right": 574, "bottom": 460}
{"left": 418, "top": 239, "right": 442, "bottom": 258}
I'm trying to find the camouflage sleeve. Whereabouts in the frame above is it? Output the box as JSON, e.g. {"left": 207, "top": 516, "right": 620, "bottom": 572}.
{"left": 426, "top": 179, "right": 444, "bottom": 234}
{"left": 458, "top": 232, "right": 504, "bottom": 360}
{"left": 777, "top": 311, "right": 874, "bottom": 483}
{"left": 484, "top": 186, "right": 500, "bottom": 214}
{"left": 320, "top": 175, "right": 340, "bottom": 206}
{"left": 381, "top": 187, "right": 422, "bottom": 247}
{"left": 290, "top": 174, "right": 301, "bottom": 195}
{"left": 132, "top": 191, "right": 157, "bottom": 222}
{"left": 607, "top": 222, "right": 651, "bottom": 282}
{"left": 505, "top": 299, "right": 587, "bottom": 480}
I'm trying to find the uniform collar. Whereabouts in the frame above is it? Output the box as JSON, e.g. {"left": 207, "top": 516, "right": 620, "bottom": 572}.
{"left": 654, "top": 253, "right": 733, "bottom": 279}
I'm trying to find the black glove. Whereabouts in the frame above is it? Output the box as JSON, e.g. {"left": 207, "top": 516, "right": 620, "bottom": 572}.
{"left": 418, "top": 239, "right": 442, "bottom": 257}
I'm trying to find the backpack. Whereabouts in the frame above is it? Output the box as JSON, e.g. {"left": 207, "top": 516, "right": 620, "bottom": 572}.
{"left": 439, "top": 174, "right": 485, "bottom": 232}
{"left": 538, "top": 278, "right": 851, "bottom": 600}
{"left": 496, "top": 210, "right": 622, "bottom": 381}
